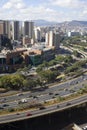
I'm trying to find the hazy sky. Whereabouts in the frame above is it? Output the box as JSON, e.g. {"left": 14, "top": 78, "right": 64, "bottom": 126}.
{"left": 0, "top": 0, "right": 87, "bottom": 22}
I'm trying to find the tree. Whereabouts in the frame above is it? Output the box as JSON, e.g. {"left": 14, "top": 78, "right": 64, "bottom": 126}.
{"left": 64, "top": 55, "right": 73, "bottom": 63}
{"left": 0, "top": 74, "right": 25, "bottom": 90}
{"left": 55, "top": 55, "right": 65, "bottom": 62}
{"left": 73, "top": 50, "right": 80, "bottom": 57}
{"left": 38, "top": 70, "right": 58, "bottom": 83}
{"left": 27, "top": 79, "right": 37, "bottom": 89}
{"left": 10, "top": 74, "right": 24, "bottom": 90}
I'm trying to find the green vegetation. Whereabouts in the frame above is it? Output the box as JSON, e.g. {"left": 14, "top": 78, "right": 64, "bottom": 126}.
{"left": 38, "top": 70, "right": 59, "bottom": 83}
{"left": 65, "top": 60, "right": 87, "bottom": 74}
{"left": 62, "top": 36, "right": 87, "bottom": 47}
{"left": 73, "top": 50, "right": 81, "bottom": 57}
{"left": 36, "top": 55, "right": 73, "bottom": 73}
{"left": 0, "top": 74, "right": 25, "bottom": 90}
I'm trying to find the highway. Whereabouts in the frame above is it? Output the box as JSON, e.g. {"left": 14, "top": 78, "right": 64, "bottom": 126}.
{"left": 0, "top": 74, "right": 87, "bottom": 124}
{"left": 0, "top": 74, "right": 87, "bottom": 103}
{"left": 0, "top": 74, "right": 87, "bottom": 110}
{"left": 1, "top": 93, "right": 87, "bottom": 124}
{"left": 60, "top": 45, "right": 87, "bottom": 59}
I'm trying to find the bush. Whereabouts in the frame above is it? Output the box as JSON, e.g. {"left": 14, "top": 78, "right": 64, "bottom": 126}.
{"left": 8, "top": 108, "right": 15, "bottom": 112}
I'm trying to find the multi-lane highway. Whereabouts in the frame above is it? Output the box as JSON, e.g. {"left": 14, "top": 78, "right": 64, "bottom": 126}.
{"left": 0, "top": 92, "right": 87, "bottom": 124}
{"left": 0, "top": 74, "right": 87, "bottom": 124}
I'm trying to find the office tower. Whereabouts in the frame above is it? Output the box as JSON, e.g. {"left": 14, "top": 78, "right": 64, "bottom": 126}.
{"left": 49, "top": 31, "right": 54, "bottom": 47}
{"left": 12, "top": 21, "right": 19, "bottom": 41}
{"left": 45, "top": 32, "right": 49, "bottom": 46}
{"left": 45, "top": 31, "right": 53, "bottom": 47}
{"left": 0, "top": 20, "right": 11, "bottom": 47}
{"left": 45, "top": 31, "right": 60, "bottom": 49}
{"left": 4, "top": 20, "right": 11, "bottom": 39}
{"left": 53, "top": 31, "right": 60, "bottom": 49}
{"left": 24, "top": 21, "right": 34, "bottom": 39}
{"left": 34, "top": 27, "right": 41, "bottom": 42}
{"left": 0, "top": 21, "right": 5, "bottom": 35}
{"left": 0, "top": 20, "right": 11, "bottom": 38}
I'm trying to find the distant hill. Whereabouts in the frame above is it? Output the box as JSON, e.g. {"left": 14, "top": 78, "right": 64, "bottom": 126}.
{"left": 33, "top": 19, "right": 87, "bottom": 27}
{"left": 33, "top": 19, "right": 58, "bottom": 26}
{"left": 65, "top": 20, "right": 87, "bottom": 26}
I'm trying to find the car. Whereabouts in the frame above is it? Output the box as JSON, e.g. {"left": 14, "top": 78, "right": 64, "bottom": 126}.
{"left": 0, "top": 98, "right": 6, "bottom": 103}
{"left": 66, "top": 102, "right": 71, "bottom": 106}
{"left": 3, "top": 104, "right": 9, "bottom": 107}
{"left": 64, "top": 88, "right": 68, "bottom": 91}
{"left": 49, "top": 92, "right": 53, "bottom": 95}
{"left": 52, "top": 96, "right": 56, "bottom": 99}
{"left": 29, "top": 95, "right": 33, "bottom": 98}
{"left": 57, "top": 105, "right": 59, "bottom": 108}
{"left": 39, "top": 106, "right": 46, "bottom": 110}
{"left": 17, "top": 93, "right": 23, "bottom": 96}
{"left": 0, "top": 107, "right": 3, "bottom": 109}
{"left": 33, "top": 96, "right": 38, "bottom": 99}
{"left": 26, "top": 113, "right": 32, "bottom": 116}
{"left": 82, "top": 126, "right": 87, "bottom": 130}
{"left": 55, "top": 93, "right": 59, "bottom": 96}
{"left": 69, "top": 89, "right": 75, "bottom": 93}
{"left": 16, "top": 113, "right": 20, "bottom": 115}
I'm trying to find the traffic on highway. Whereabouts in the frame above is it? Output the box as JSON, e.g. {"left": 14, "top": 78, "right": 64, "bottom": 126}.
{"left": 0, "top": 74, "right": 87, "bottom": 124}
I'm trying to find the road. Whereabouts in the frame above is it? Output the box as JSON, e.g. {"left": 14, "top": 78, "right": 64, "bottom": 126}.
{"left": 0, "top": 74, "right": 87, "bottom": 110}
{"left": 1, "top": 93, "right": 87, "bottom": 124}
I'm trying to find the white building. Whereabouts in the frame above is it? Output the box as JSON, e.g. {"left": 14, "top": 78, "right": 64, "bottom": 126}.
{"left": 68, "top": 31, "right": 81, "bottom": 37}
{"left": 34, "top": 27, "right": 41, "bottom": 42}
{"left": 45, "top": 31, "right": 60, "bottom": 49}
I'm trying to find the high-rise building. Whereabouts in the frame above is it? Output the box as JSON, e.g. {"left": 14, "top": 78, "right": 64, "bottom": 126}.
{"left": 0, "top": 20, "right": 11, "bottom": 38}
{"left": 4, "top": 20, "right": 11, "bottom": 39}
{"left": 34, "top": 27, "right": 41, "bottom": 42}
{"left": 12, "top": 21, "right": 19, "bottom": 41}
{"left": 49, "top": 31, "right": 54, "bottom": 47}
{"left": 24, "top": 21, "right": 34, "bottom": 39}
{"left": 45, "top": 31, "right": 60, "bottom": 49}
{"left": 0, "top": 21, "right": 4, "bottom": 35}
{"left": 0, "top": 20, "right": 11, "bottom": 47}
{"left": 45, "top": 32, "right": 49, "bottom": 46}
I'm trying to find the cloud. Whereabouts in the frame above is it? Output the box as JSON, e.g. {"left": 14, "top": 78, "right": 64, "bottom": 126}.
{"left": 1, "top": 0, "right": 87, "bottom": 22}
{"left": 2, "top": 1, "right": 12, "bottom": 9}
{"left": 49, "top": 0, "right": 86, "bottom": 9}
{"left": 2, "top": 0, "right": 57, "bottom": 21}
{"left": 2, "top": 0, "right": 25, "bottom": 9}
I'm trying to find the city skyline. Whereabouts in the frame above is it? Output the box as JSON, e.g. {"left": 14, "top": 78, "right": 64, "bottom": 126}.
{"left": 0, "top": 0, "right": 87, "bottom": 22}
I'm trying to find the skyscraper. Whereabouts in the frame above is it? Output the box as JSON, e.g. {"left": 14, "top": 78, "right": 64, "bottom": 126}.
{"left": 12, "top": 21, "right": 19, "bottom": 41}
{"left": 0, "top": 20, "right": 11, "bottom": 47}
{"left": 24, "top": 21, "right": 34, "bottom": 39}
{"left": 4, "top": 20, "right": 11, "bottom": 39}
{"left": 0, "top": 20, "right": 11, "bottom": 38}
{"left": 45, "top": 31, "right": 60, "bottom": 49}
{"left": 0, "top": 21, "right": 4, "bottom": 35}
{"left": 34, "top": 27, "right": 41, "bottom": 42}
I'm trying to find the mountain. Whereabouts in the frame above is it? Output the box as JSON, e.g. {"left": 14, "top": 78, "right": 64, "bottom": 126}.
{"left": 33, "top": 19, "right": 58, "bottom": 26}
{"left": 33, "top": 19, "right": 87, "bottom": 27}
{"left": 65, "top": 20, "right": 87, "bottom": 26}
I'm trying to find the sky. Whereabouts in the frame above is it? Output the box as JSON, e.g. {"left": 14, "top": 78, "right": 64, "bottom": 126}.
{"left": 0, "top": 0, "right": 87, "bottom": 22}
